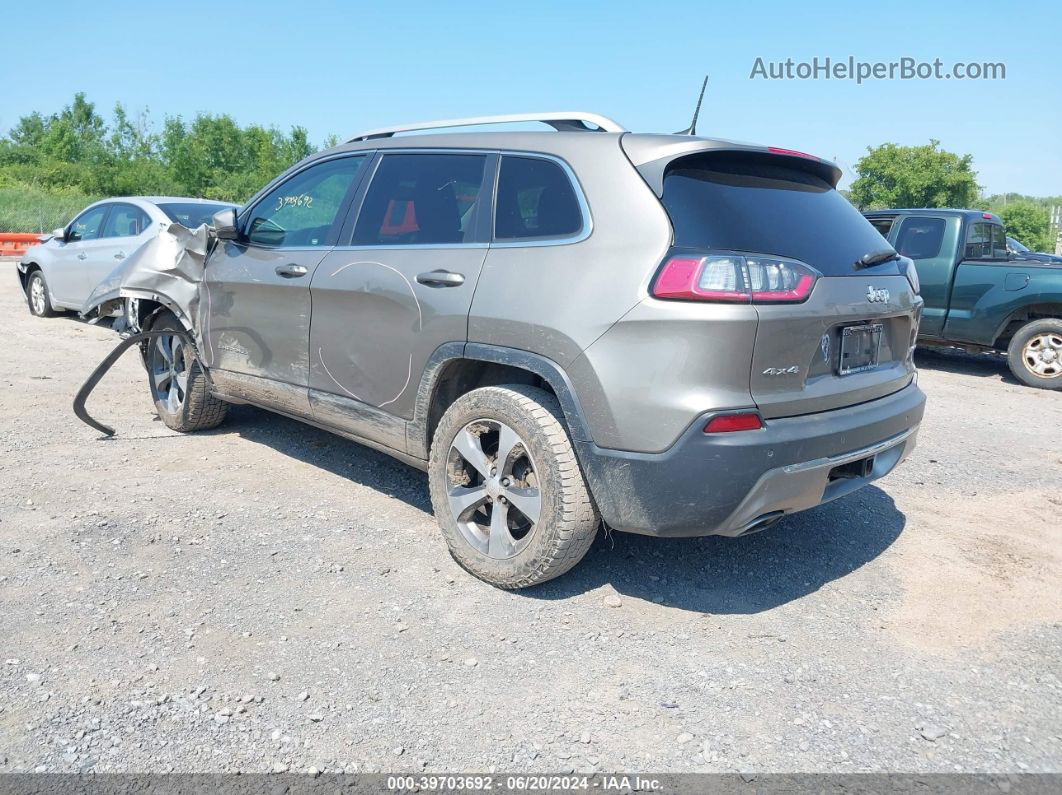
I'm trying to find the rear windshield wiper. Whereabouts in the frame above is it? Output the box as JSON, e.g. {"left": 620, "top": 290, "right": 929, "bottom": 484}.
{"left": 855, "top": 249, "right": 900, "bottom": 269}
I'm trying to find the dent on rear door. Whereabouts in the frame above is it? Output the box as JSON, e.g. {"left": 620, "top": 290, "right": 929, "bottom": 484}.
{"left": 307, "top": 247, "right": 488, "bottom": 451}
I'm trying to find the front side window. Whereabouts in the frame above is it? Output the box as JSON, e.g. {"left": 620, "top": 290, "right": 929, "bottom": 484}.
{"left": 245, "top": 156, "right": 366, "bottom": 248}
{"left": 895, "top": 217, "right": 946, "bottom": 260}
{"left": 68, "top": 205, "right": 108, "bottom": 242}
{"left": 494, "top": 156, "right": 583, "bottom": 240}
{"left": 353, "top": 153, "right": 487, "bottom": 246}
{"left": 101, "top": 204, "right": 150, "bottom": 238}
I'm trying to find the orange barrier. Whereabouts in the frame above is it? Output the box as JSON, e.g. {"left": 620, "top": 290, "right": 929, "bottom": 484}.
{"left": 0, "top": 233, "right": 44, "bottom": 258}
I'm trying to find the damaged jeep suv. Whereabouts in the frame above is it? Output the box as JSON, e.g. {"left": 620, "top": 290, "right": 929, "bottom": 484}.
{"left": 90, "top": 112, "right": 926, "bottom": 588}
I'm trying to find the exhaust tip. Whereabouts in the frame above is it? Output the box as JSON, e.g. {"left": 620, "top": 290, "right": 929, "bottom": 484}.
{"left": 736, "top": 511, "right": 785, "bottom": 537}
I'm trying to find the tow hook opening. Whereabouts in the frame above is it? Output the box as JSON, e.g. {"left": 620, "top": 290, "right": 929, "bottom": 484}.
{"left": 829, "top": 456, "right": 875, "bottom": 481}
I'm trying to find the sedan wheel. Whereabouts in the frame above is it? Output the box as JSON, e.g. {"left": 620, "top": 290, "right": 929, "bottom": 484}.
{"left": 27, "top": 272, "right": 58, "bottom": 317}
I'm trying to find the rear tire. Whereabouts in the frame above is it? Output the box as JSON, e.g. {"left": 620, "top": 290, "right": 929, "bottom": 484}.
{"left": 26, "top": 270, "right": 59, "bottom": 317}
{"left": 145, "top": 311, "right": 229, "bottom": 431}
{"left": 1006, "top": 319, "right": 1062, "bottom": 390}
{"left": 428, "top": 385, "right": 599, "bottom": 589}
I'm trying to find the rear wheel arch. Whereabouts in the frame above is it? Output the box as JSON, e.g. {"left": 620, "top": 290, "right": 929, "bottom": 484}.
{"left": 409, "top": 344, "right": 593, "bottom": 460}
{"left": 993, "top": 303, "right": 1062, "bottom": 349}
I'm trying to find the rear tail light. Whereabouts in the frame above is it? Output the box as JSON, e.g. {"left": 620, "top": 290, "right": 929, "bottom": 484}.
{"left": 652, "top": 253, "right": 818, "bottom": 304}
{"left": 898, "top": 255, "right": 920, "bottom": 294}
{"left": 704, "top": 412, "right": 764, "bottom": 433}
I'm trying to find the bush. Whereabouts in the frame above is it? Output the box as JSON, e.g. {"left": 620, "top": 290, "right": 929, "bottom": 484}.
{"left": 0, "top": 93, "right": 316, "bottom": 231}
{"left": 0, "top": 184, "right": 101, "bottom": 234}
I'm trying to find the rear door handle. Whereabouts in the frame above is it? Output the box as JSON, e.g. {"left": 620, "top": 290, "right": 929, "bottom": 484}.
{"left": 77, "top": 252, "right": 88, "bottom": 260}
{"left": 275, "top": 264, "right": 308, "bottom": 278}
{"left": 416, "top": 270, "right": 465, "bottom": 287}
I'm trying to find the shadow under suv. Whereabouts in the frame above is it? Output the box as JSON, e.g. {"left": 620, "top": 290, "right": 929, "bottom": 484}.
{"left": 89, "top": 112, "right": 927, "bottom": 588}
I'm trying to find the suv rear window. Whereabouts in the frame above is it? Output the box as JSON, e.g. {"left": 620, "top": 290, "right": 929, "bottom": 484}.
{"left": 660, "top": 153, "right": 896, "bottom": 276}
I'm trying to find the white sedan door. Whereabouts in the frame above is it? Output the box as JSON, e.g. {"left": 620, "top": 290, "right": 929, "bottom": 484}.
{"left": 47, "top": 204, "right": 110, "bottom": 308}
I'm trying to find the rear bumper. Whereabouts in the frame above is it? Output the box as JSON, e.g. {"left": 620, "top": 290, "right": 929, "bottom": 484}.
{"left": 575, "top": 382, "right": 925, "bottom": 537}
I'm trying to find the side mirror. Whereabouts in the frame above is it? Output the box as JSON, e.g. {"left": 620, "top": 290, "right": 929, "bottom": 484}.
{"left": 51, "top": 227, "right": 66, "bottom": 242}
{"left": 212, "top": 208, "right": 240, "bottom": 240}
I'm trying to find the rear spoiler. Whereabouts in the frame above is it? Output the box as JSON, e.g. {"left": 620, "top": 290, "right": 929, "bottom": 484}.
{"left": 622, "top": 136, "right": 843, "bottom": 197}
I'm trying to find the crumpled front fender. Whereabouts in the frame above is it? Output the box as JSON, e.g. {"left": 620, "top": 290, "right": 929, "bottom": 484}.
{"left": 81, "top": 223, "right": 211, "bottom": 340}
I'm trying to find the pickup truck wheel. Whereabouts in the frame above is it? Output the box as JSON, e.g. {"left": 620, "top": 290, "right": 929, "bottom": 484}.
{"left": 428, "top": 385, "right": 599, "bottom": 589}
{"left": 145, "top": 311, "right": 229, "bottom": 431}
{"left": 1006, "top": 319, "right": 1062, "bottom": 390}
{"left": 26, "top": 270, "right": 59, "bottom": 318}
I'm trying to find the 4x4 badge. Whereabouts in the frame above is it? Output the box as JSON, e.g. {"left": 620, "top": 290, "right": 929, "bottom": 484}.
{"left": 866, "top": 285, "right": 890, "bottom": 303}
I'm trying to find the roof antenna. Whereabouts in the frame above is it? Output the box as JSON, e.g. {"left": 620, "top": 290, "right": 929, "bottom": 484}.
{"left": 675, "top": 75, "right": 708, "bottom": 136}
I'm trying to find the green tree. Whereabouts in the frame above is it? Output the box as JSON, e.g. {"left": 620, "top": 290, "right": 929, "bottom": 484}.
{"left": 850, "top": 140, "right": 979, "bottom": 210}
{"left": 996, "top": 201, "right": 1052, "bottom": 252}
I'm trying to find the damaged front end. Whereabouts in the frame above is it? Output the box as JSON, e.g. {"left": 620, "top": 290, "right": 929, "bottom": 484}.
{"left": 75, "top": 223, "right": 213, "bottom": 436}
{"left": 81, "top": 221, "right": 211, "bottom": 338}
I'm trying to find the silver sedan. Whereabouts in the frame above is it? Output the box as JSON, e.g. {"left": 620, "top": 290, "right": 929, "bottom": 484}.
{"left": 18, "top": 196, "right": 237, "bottom": 317}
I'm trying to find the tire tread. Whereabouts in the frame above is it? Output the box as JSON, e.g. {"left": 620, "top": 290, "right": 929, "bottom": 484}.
{"left": 428, "top": 385, "right": 599, "bottom": 589}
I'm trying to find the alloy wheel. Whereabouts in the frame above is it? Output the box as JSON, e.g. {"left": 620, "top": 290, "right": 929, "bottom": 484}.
{"left": 1023, "top": 332, "right": 1062, "bottom": 379}
{"left": 445, "top": 419, "right": 542, "bottom": 559}
{"left": 151, "top": 334, "right": 189, "bottom": 413}
{"left": 30, "top": 276, "right": 46, "bottom": 315}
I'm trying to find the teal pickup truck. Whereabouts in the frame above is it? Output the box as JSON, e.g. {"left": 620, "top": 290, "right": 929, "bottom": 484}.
{"left": 864, "top": 209, "right": 1062, "bottom": 390}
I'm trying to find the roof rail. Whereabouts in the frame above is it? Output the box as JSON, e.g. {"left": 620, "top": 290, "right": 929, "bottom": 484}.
{"left": 347, "top": 112, "right": 626, "bottom": 142}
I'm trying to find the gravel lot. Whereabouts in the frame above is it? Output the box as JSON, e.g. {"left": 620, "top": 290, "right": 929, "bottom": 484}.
{"left": 1, "top": 270, "right": 1060, "bottom": 774}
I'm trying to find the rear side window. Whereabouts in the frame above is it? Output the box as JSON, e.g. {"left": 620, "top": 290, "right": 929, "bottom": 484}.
{"left": 990, "top": 224, "right": 1007, "bottom": 259}
{"left": 101, "top": 204, "right": 150, "bottom": 238}
{"left": 965, "top": 222, "right": 989, "bottom": 258}
{"left": 895, "top": 217, "right": 946, "bottom": 260}
{"left": 494, "top": 156, "right": 582, "bottom": 240}
{"left": 353, "top": 154, "right": 487, "bottom": 246}
{"left": 964, "top": 221, "right": 1006, "bottom": 259}
{"left": 867, "top": 217, "right": 895, "bottom": 238}
{"left": 660, "top": 153, "right": 894, "bottom": 275}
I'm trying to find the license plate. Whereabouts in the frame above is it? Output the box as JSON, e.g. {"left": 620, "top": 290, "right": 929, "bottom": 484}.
{"left": 838, "top": 323, "right": 883, "bottom": 375}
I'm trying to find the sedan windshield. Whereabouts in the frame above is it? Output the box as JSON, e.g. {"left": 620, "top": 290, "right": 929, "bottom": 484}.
{"left": 157, "top": 202, "right": 235, "bottom": 228}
